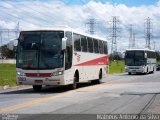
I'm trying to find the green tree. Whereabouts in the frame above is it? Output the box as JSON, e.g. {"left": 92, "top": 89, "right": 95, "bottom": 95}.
{"left": 1, "top": 45, "right": 16, "bottom": 58}
{"left": 156, "top": 51, "right": 160, "bottom": 62}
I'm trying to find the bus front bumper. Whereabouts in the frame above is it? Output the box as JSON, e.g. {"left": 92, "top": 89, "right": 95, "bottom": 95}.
{"left": 16, "top": 75, "right": 65, "bottom": 86}
{"left": 125, "top": 67, "right": 145, "bottom": 73}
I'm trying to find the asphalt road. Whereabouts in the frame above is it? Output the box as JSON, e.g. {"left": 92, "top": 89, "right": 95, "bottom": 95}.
{"left": 0, "top": 72, "right": 160, "bottom": 120}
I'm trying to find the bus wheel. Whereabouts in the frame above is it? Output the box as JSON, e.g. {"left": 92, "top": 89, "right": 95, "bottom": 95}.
{"left": 128, "top": 72, "right": 131, "bottom": 75}
{"left": 144, "top": 68, "right": 148, "bottom": 75}
{"left": 33, "top": 85, "right": 42, "bottom": 92}
{"left": 70, "top": 73, "right": 78, "bottom": 90}
{"left": 151, "top": 68, "right": 154, "bottom": 74}
{"left": 95, "top": 70, "right": 102, "bottom": 84}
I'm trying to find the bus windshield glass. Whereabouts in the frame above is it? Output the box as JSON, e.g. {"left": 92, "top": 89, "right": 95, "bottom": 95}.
{"left": 125, "top": 51, "right": 145, "bottom": 66}
{"left": 16, "top": 31, "right": 64, "bottom": 70}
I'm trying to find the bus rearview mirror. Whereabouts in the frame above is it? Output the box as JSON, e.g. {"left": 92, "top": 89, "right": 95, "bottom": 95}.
{"left": 62, "top": 37, "right": 67, "bottom": 50}
{"left": 145, "top": 53, "right": 147, "bottom": 58}
{"left": 14, "top": 39, "right": 18, "bottom": 46}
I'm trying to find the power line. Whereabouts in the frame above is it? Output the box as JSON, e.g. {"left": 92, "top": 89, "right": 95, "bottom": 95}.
{"left": 0, "top": 5, "right": 42, "bottom": 26}
{"left": 5, "top": 1, "right": 54, "bottom": 21}
{"left": 0, "top": 1, "right": 52, "bottom": 25}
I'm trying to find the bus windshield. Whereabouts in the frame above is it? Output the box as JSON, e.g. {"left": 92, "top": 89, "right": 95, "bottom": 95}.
{"left": 125, "top": 51, "right": 145, "bottom": 66}
{"left": 16, "top": 31, "right": 64, "bottom": 70}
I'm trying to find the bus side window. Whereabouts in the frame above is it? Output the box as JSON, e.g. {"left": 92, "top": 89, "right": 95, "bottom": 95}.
{"left": 87, "top": 37, "right": 93, "bottom": 53}
{"left": 81, "top": 35, "right": 87, "bottom": 52}
{"left": 104, "top": 41, "right": 108, "bottom": 54}
{"left": 99, "top": 40, "right": 103, "bottom": 54}
{"left": 93, "top": 39, "right": 99, "bottom": 53}
{"left": 73, "top": 33, "right": 81, "bottom": 51}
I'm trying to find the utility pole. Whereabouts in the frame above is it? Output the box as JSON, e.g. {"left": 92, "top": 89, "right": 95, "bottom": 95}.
{"left": 86, "top": 18, "right": 96, "bottom": 35}
{"left": 145, "top": 17, "right": 152, "bottom": 49}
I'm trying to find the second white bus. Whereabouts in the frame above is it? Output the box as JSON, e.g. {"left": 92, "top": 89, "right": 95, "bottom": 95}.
{"left": 125, "top": 49, "right": 157, "bottom": 75}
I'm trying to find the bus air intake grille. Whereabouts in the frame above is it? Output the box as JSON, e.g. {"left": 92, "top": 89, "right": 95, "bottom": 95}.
{"left": 25, "top": 73, "right": 52, "bottom": 77}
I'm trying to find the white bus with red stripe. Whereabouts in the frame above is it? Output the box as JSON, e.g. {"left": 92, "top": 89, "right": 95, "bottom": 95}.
{"left": 16, "top": 27, "right": 109, "bottom": 91}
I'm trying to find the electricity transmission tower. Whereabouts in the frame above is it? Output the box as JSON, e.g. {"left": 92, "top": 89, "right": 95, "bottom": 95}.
{"left": 145, "top": 17, "right": 152, "bottom": 49}
{"left": 0, "top": 22, "right": 19, "bottom": 57}
{"left": 109, "top": 16, "right": 121, "bottom": 55}
{"left": 132, "top": 33, "right": 135, "bottom": 48}
{"left": 128, "top": 24, "right": 136, "bottom": 48}
{"left": 129, "top": 24, "right": 133, "bottom": 48}
{"left": 153, "top": 41, "right": 156, "bottom": 50}
{"left": 0, "top": 22, "right": 19, "bottom": 40}
{"left": 86, "top": 18, "right": 97, "bottom": 35}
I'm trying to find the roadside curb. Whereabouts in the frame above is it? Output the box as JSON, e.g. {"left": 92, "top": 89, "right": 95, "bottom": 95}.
{"left": 0, "top": 85, "right": 31, "bottom": 91}
{"left": 0, "top": 86, "right": 3, "bottom": 90}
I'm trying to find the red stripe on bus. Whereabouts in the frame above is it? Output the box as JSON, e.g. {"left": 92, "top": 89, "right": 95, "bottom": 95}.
{"left": 26, "top": 73, "right": 52, "bottom": 77}
{"left": 75, "top": 56, "right": 109, "bottom": 66}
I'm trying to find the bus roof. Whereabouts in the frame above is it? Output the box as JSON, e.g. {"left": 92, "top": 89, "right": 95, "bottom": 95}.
{"left": 126, "top": 48, "right": 155, "bottom": 52}
{"left": 21, "top": 25, "right": 107, "bottom": 42}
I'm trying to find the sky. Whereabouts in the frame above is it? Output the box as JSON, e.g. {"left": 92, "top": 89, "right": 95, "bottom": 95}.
{"left": 11, "top": 0, "right": 159, "bottom": 6}
{"left": 60, "top": 0, "right": 159, "bottom": 6}
{"left": 0, "top": 0, "right": 160, "bottom": 53}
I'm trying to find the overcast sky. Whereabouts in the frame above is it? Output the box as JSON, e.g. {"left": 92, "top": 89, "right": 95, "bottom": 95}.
{"left": 0, "top": 0, "right": 160, "bottom": 52}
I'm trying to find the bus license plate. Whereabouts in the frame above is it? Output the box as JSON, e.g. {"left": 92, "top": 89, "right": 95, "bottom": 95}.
{"left": 35, "top": 80, "right": 43, "bottom": 83}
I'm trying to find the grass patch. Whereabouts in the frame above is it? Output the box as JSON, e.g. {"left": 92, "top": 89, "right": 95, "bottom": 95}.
{"left": 0, "top": 64, "right": 16, "bottom": 86}
{"left": 157, "top": 61, "right": 160, "bottom": 64}
{"left": 109, "top": 61, "right": 125, "bottom": 74}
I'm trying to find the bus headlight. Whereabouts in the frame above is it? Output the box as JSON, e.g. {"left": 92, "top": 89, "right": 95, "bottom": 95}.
{"left": 17, "top": 71, "right": 25, "bottom": 76}
{"left": 141, "top": 66, "right": 145, "bottom": 69}
{"left": 52, "top": 71, "right": 63, "bottom": 76}
{"left": 125, "top": 66, "right": 128, "bottom": 70}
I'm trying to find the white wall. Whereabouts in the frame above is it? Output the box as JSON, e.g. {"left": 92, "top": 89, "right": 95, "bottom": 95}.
{"left": 0, "top": 59, "right": 16, "bottom": 64}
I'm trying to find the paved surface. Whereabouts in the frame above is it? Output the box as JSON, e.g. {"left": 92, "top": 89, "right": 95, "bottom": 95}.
{"left": 0, "top": 72, "right": 160, "bottom": 120}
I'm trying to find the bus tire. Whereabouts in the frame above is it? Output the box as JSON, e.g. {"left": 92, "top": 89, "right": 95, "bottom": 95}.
{"left": 95, "top": 70, "right": 102, "bottom": 84}
{"left": 144, "top": 68, "right": 148, "bottom": 75}
{"left": 151, "top": 68, "right": 154, "bottom": 74}
{"left": 33, "top": 85, "right": 42, "bottom": 92}
{"left": 128, "top": 72, "right": 131, "bottom": 75}
{"left": 70, "top": 72, "right": 79, "bottom": 90}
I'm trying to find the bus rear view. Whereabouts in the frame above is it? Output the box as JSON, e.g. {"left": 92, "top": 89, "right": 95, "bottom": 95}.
{"left": 125, "top": 49, "right": 156, "bottom": 75}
